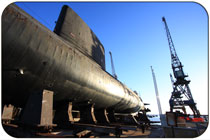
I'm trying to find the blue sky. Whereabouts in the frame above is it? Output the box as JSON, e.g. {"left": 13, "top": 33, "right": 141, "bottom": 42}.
{"left": 15, "top": 2, "right": 208, "bottom": 115}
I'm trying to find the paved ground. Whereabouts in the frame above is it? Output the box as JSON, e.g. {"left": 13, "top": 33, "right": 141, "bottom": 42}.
{"left": 99, "top": 125, "right": 164, "bottom": 138}
{"left": 121, "top": 125, "right": 164, "bottom": 138}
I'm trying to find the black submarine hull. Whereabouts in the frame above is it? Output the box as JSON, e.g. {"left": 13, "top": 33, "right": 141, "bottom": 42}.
{"left": 2, "top": 4, "right": 145, "bottom": 113}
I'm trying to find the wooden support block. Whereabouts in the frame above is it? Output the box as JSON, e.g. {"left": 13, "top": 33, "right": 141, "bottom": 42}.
{"left": 76, "top": 130, "right": 91, "bottom": 138}
{"left": 2, "top": 104, "right": 14, "bottom": 123}
{"left": 21, "top": 90, "right": 56, "bottom": 128}
{"left": 40, "top": 90, "right": 54, "bottom": 126}
{"left": 68, "top": 102, "right": 74, "bottom": 122}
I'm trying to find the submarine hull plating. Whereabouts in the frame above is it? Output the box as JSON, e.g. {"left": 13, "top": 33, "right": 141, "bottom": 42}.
{"left": 2, "top": 4, "right": 144, "bottom": 113}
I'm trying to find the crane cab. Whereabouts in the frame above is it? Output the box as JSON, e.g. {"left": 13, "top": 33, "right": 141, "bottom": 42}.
{"left": 174, "top": 69, "right": 185, "bottom": 79}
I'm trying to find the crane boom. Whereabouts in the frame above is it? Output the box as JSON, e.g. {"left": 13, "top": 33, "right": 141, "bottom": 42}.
{"left": 162, "top": 17, "right": 200, "bottom": 117}
{"left": 162, "top": 17, "right": 181, "bottom": 67}
{"left": 162, "top": 17, "right": 185, "bottom": 80}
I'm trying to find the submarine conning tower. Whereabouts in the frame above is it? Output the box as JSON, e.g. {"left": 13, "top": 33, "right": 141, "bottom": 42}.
{"left": 54, "top": 5, "right": 105, "bottom": 70}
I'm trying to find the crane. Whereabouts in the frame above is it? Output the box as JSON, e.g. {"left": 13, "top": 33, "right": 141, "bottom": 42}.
{"left": 162, "top": 17, "right": 200, "bottom": 117}
{"left": 109, "top": 51, "right": 117, "bottom": 79}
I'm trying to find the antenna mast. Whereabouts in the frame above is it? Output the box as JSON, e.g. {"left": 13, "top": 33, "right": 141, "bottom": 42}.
{"left": 151, "top": 66, "right": 162, "bottom": 115}
{"left": 109, "top": 51, "right": 117, "bottom": 79}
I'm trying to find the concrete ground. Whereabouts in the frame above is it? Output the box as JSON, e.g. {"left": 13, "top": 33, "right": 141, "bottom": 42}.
{"left": 121, "top": 125, "right": 164, "bottom": 138}
{"left": 99, "top": 125, "right": 164, "bottom": 138}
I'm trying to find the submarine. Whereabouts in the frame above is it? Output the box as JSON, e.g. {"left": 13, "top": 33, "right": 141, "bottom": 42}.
{"left": 2, "top": 4, "right": 146, "bottom": 125}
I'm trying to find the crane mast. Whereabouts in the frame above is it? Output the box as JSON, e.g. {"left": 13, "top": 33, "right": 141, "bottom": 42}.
{"left": 162, "top": 17, "right": 200, "bottom": 117}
